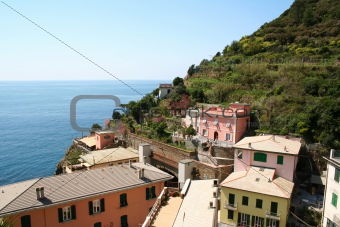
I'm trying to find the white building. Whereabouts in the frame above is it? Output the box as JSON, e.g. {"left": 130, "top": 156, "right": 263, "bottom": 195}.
{"left": 158, "top": 84, "right": 172, "bottom": 99}
{"left": 322, "top": 149, "right": 340, "bottom": 227}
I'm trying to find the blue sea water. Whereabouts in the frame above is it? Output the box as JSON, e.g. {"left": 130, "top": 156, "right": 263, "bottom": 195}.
{"left": 0, "top": 80, "right": 168, "bottom": 185}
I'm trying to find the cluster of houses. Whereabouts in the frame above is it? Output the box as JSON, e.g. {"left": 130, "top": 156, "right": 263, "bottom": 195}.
{"left": 0, "top": 87, "right": 339, "bottom": 226}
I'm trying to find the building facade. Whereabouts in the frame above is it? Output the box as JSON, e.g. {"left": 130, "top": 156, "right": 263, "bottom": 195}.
{"left": 0, "top": 163, "right": 173, "bottom": 227}
{"left": 233, "top": 135, "right": 301, "bottom": 182}
{"left": 322, "top": 149, "right": 340, "bottom": 227}
{"left": 197, "top": 103, "right": 251, "bottom": 147}
{"left": 158, "top": 84, "right": 172, "bottom": 99}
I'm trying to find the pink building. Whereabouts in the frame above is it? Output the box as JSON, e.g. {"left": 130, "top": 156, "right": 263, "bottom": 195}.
{"left": 198, "top": 103, "right": 251, "bottom": 147}
{"left": 233, "top": 135, "right": 301, "bottom": 182}
{"left": 0, "top": 162, "right": 173, "bottom": 227}
{"left": 95, "top": 131, "right": 115, "bottom": 150}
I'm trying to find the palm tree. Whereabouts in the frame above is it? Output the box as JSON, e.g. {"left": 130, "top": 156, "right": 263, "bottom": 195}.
{"left": 0, "top": 217, "right": 15, "bottom": 227}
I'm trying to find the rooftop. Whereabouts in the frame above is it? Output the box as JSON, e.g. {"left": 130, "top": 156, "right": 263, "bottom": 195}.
{"left": 78, "top": 136, "right": 96, "bottom": 147}
{"left": 95, "top": 130, "right": 114, "bottom": 135}
{"left": 172, "top": 180, "right": 217, "bottom": 227}
{"left": 220, "top": 167, "right": 294, "bottom": 199}
{"left": 0, "top": 163, "right": 173, "bottom": 217}
{"left": 233, "top": 135, "right": 301, "bottom": 155}
{"left": 159, "top": 84, "right": 172, "bottom": 88}
{"left": 79, "top": 147, "right": 139, "bottom": 166}
{"left": 152, "top": 179, "right": 217, "bottom": 227}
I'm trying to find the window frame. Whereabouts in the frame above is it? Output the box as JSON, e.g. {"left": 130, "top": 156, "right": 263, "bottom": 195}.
{"left": 121, "top": 215, "right": 128, "bottom": 227}
{"left": 93, "top": 199, "right": 101, "bottom": 213}
{"left": 254, "top": 152, "right": 267, "bottom": 162}
{"left": 20, "top": 215, "right": 31, "bottom": 227}
{"left": 332, "top": 193, "right": 338, "bottom": 208}
{"left": 277, "top": 155, "right": 284, "bottom": 165}
{"left": 242, "top": 196, "right": 248, "bottom": 206}
{"left": 227, "top": 210, "right": 234, "bottom": 220}
{"left": 120, "top": 193, "right": 128, "bottom": 207}
{"left": 256, "top": 199, "right": 263, "bottom": 209}
{"left": 58, "top": 205, "right": 76, "bottom": 222}
{"left": 334, "top": 168, "right": 340, "bottom": 183}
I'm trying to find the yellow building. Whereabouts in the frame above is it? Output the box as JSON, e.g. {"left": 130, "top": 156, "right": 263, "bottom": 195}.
{"left": 220, "top": 167, "right": 294, "bottom": 227}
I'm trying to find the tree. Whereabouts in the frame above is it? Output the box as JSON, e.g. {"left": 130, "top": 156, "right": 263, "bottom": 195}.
{"left": 185, "top": 124, "right": 197, "bottom": 137}
{"left": 112, "top": 111, "right": 122, "bottom": 120}
{"left": 187, "top": 64, "right": 195, "bottom": 77}
{"left": 0, "top": 217, "right": 15, "bottom": 227}
{"left": 90, "top": 123, "right": 102, "bottom": 133}
{"left": 173, "top": 77, "right": 184, "bottom": 87}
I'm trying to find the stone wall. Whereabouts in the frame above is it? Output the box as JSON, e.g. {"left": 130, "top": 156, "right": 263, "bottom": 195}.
{"left": 128, "top": 133, "right": 232, "bottom": 182}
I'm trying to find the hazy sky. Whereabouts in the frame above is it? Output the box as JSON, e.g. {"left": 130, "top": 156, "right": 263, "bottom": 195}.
{"left": 0, "top": 1, "right": 294, "bottom": 81}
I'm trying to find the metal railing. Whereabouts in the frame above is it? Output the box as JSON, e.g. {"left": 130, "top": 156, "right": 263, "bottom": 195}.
{"left": 141, "top": 187, "right": 169, "bottom": 227}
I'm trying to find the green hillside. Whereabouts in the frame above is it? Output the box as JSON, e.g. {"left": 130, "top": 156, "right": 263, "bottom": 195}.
{"left": 185, "top": 0, "right": 340, "bottom": 148}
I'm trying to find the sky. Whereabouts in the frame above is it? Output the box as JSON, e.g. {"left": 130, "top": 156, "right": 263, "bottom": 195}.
{"left": 0, "top": 1, "right": 294, "bottom": 81}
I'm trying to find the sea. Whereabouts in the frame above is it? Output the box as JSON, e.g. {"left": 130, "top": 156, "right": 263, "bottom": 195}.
{"left": 0, "top": 80, "right": 169, "bottom": 186}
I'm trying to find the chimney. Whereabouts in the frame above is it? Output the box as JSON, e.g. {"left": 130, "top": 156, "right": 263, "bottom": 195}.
{"left": 248, "top": 142, "right": 251, "bottom": 148}
{"left": 272, "top": 135, "right": 275, "bottom": 141}
{"left": 129, "top": 160, "right": 132, "bottom": 168}
{"left": 141, "top": 168, "right": 145, "bottom": 178}
{"left": 36, "top": 187, "right": 45, "bottom": 200}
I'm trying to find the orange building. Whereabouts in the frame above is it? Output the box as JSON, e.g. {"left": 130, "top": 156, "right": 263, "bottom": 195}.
{"left": 95, "top": 131, "right": 115, "bottom": 150}
{"left": 0, "top": 162, "right": 173, "bottom": 227}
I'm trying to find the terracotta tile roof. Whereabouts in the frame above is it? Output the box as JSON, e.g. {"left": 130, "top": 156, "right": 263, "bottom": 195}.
{"left": 233, "top": 135, "right": 301, "bottom": 155}
{"left": 0, "top": 163, "right": 173, "bottom": 216}
{"left": 220, "top": 167, "right": 294, "bottom": 198}
{"left": 79, "top": 136, "right": 96, "bottom": 147}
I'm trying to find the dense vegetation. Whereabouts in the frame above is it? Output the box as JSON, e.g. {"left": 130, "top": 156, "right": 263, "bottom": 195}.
{"left": 185, "top": 0, "right": 340, "bottom": 149}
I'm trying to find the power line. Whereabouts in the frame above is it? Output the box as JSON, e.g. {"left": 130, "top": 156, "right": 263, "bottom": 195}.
{"left": 1, "top": 1, "right": 144, "bottom": 97}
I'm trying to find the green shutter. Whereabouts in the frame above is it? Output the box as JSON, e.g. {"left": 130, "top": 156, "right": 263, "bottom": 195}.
{"left": 71, "top": 205, "right": 76, "bottom": 220}
{"left": 100, "top": 198, "right": 105, "bottom": 212}
{"left": 228, "top": 210, "right": 234, "bottom": 219}
{"left": 242, "top": 196, "right": 248, "bottom": 206}
{"left": 256, "top": 199, "right": 262, "bottom": 208}
{"left": 146, "top": 188, "right": 150, "bottom": 200}
{"left": 121, "top": 215, "right": 128, "bottom": 227}
{"left": 58, "top": 208, "right": 63, "bottom": 223}
{"left": 254, "top": 153, "right": 267, "bottom": 162}
{"left": 332, "top": 193, "right": 338, "bottom": 207}
{"left": 21, "top": 215, "right": 31, "bottom": 227}
{"left": 277, "top": 155, "right": 284, "bottom": 165}
{"left": 151, "top": 186, "right": 156, "bottom": 198}
{"left": 94, "top": 222, "right": 102, "bottom": 227}
{"left": 335, "top": 168, "right": 340, "bottom": 183}
{"left": 89, "top": 201, "right": 93, "bottom": 215}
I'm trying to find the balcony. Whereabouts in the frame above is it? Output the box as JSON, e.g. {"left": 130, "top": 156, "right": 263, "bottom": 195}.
{"left": 265, "top": 211, "right": 281, "bottom": 221}
{"left": 223, "top": 203, "right": 237, "bottom": 211}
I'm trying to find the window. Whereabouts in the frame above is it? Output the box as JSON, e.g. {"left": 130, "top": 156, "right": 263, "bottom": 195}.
{"left": 254, "top": 152, "right": 267, "bottom": 162}
{"left": 237, "top": 213, "right": 250, "bottom": 227}
{"left": 58, "top": 205, "right": 76, "bottom": 222}
{"left": 332, "top": 193, "right": 338, "bottom": 208}
{"left": 89, "top": 199, "right": 105, "bottom": 215}
{"left": 266, "top": 219, "right": 279, "bottom": 227}
{"left": 251, "top": 216, "right": 264, "bottom": 227}
{"left": 21, "top": 215, "right": 31, "bottom": 227}
{"left": 277, "top": 155, "right": 284, "bottom": 165}
{"left": 202, "top": 129, "right": 208, "bottom": 136}
{"left": 94, "top": 222, "right": 102, "bottom": 227}
{"left": 120, "top": 193, "right": 128, "bottom": 207}
{"left": 270, "top": 202, "right": 278, "bottom": 214}
{"left": 242, "top": 196, "right": 248, "bottom": 206}
{"left": 228, "top": 210, "right": 234, "bottom": 220}
{"left": 121, "top": 215, "right": 128, "bottom": 227}
{"left": 146, "top": 186, "right": 156, "bottom": 200}
{"left": 226, "top": 133, "right": 232, "bottom": 141}
{"left": 335, "top": 168, "right": 340, "bottom": 183}
{"left": 238, "top": 150, "right": 243, "bottom": 159}
{"left": 256, "top": 199, "right": 262, "bottom": 209}
{"left": 228, "top": 193, "right": 235, "bottom": 205}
